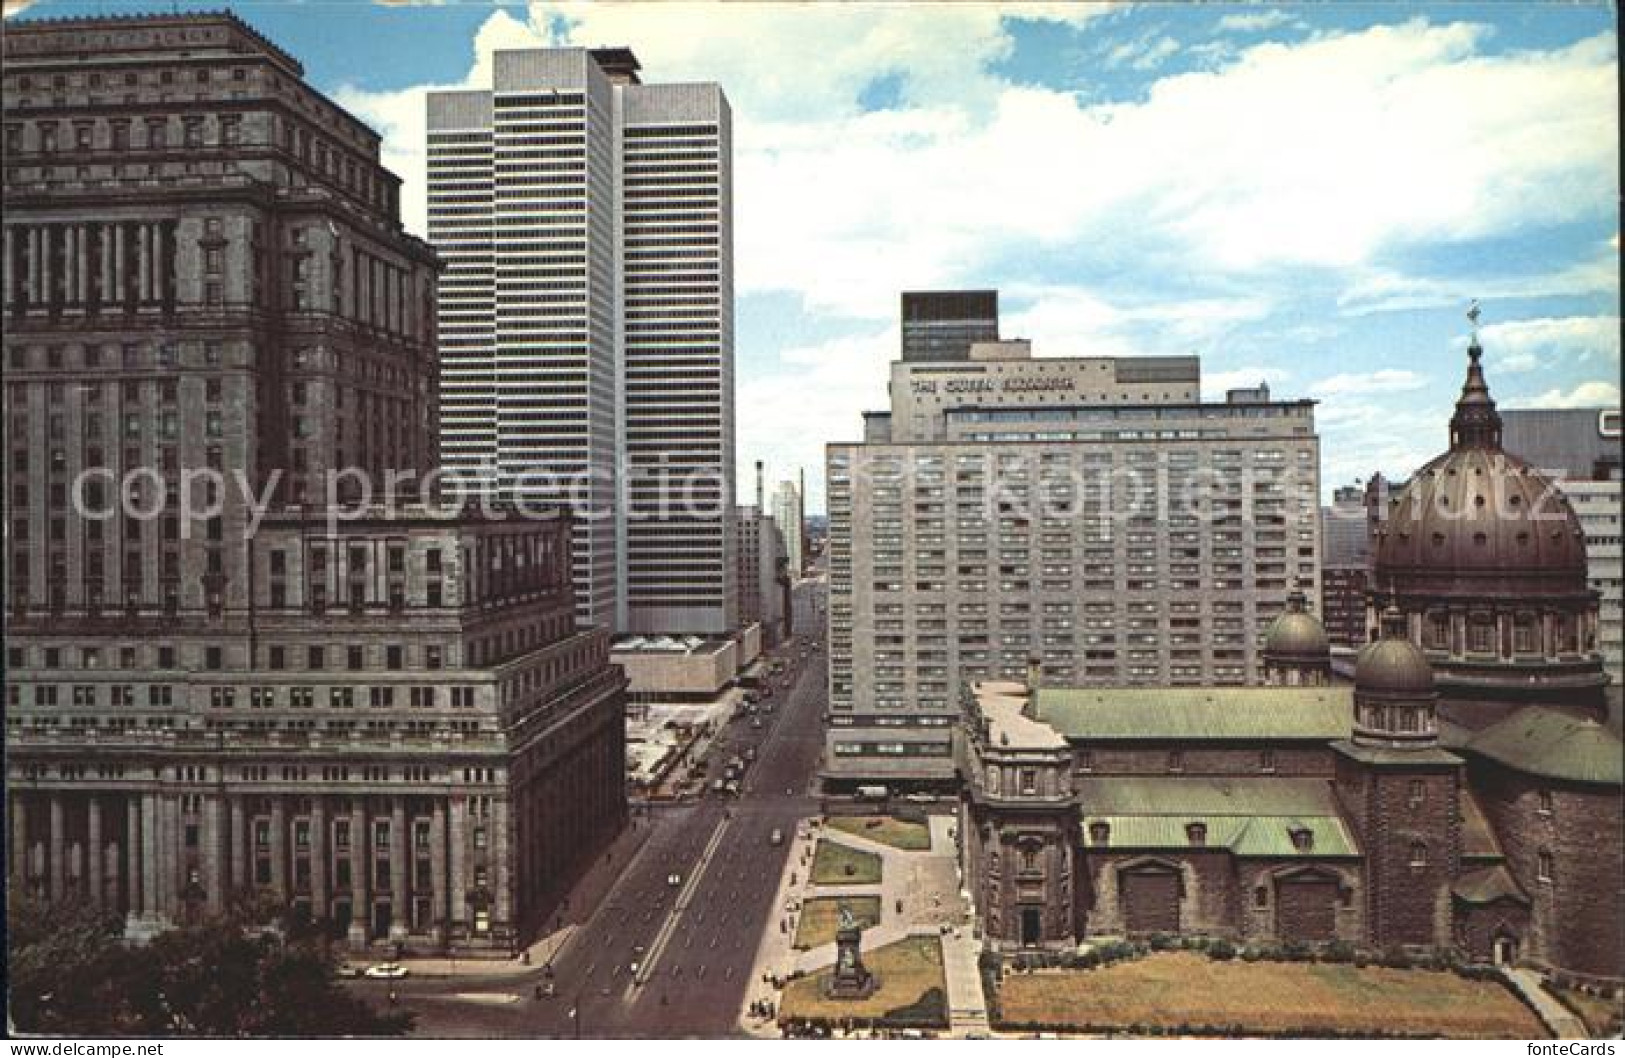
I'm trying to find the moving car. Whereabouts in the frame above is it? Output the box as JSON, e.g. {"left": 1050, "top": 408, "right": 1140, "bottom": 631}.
{"left": 770, "top": 828, "right": 784, "bottom": 846}
{"left": 363, "top": 963, "right": 409, "bottom": 979}
{"left": 667, "top": 872, "right": 683, "bottom": 887}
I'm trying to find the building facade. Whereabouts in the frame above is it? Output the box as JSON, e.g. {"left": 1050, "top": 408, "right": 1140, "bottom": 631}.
{"left": 3, "top": 12, "right": 627, "bottom": 955}
{"left": 1321, "top": 484, "right": 1374, "bottom": 648}
{"left": 427, "top": 47, "right": 737, "bottom": 637}
{"left": 826, "top": 341, "right": 1321, "bottom": 788}
{"left": 735, "top": 503, "right": 788, "bottom": 645}
{"left": 1501, "top": 407, "right": 1623, "bottom": 687}
{"left": 771, "top": 477, "right": 804, "bottom": 579}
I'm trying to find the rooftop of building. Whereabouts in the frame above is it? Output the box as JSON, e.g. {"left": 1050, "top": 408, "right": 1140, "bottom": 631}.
{"left": 3, "top": 9, "right": 302, "bottom": 77}
{"left": 1465, "top": 705, "right": 1623, "bottom": 785}
{"left": 968, "top": 680, "right": 1068, "bottom": 751}
{"left": 1077, "top": 777, "right": 1360, "bottom": 858}
{"left": 1032, "top": 685, "right": 1353, "bottom": 742}
{"left": 611, "top": 635, "right": 733, "bottom": 657}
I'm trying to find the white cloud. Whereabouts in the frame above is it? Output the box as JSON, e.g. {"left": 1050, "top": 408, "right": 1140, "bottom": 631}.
{"left": 1471, "top": 315, "right": 1622, "bottom": 373}
{"left": 1336, "top": 244, "right": 1619, "bottom": 316}
{"left": 738, "top": 328, "right": 895, "bottom": 511}
{"left": 1216, "top": 10, "right": 1299, "bottom": 34}
{"left": 1528, "top": 380, "right": 1622, "bottom": 408}
{"left": 1106, "top": 33, "right": 1181, "bottom": 72}
{"left": 1311, "top": 369, "right": 1429, "bottom": 397}
{"left": 1204, "top": 366, "right": 1288, "bottom": 400}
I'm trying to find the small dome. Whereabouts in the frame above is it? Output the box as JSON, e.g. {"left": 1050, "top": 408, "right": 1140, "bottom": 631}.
{"left": 1265, "top": 589, "right": 1330, "bottom": 659}
{"left": 1355, "top": 610, "right": 1434, "bottom": 695}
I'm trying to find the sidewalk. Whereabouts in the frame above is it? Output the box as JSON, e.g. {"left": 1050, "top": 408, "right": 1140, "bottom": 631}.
{"left": 1502, "top": 967, "right": 1589, "bottom": 1039}
{"left": 393, "top": 814, "right": 654, "bottom": 978}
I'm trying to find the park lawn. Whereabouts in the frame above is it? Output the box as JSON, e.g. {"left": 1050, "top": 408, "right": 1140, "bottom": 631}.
{"left": 827, "top": 815, "right": 932, "bottom": 851}
{"left": 997, "top": 952, "right": 1547, "bottom": 1039}
{"left": 810, "top": 839, "right": 883, "bottom": 886}
{"left": 782, "top": 935, "right": 946, "bottom": 1026}
{"left": 794, "top": 896, "right": 882, "bottom": 950}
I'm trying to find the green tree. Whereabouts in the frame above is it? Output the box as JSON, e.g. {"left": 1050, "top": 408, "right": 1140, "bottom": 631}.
{"left": 7, "top": 893, "right": 411, "bottom": 1037}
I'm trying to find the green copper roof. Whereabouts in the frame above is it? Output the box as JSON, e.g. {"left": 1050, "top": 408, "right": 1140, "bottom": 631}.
{"left": 1076, "top": 778, "right": 1359, "bottom": 858}
{"left": 1035, "top": 686, "right": 1352, "bottom": 741}
{"left": 1466, "top": 707, "right": 1623, "bottom": 785}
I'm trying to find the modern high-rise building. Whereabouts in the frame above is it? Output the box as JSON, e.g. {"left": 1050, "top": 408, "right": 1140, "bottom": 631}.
{"left": 1501, "top": 406, "right": 1623, "bottom": 686}
{"left": 772, "top": 478, "right": 804, "bottom": 578}
{"left": 2, "top": 12, "right": 627, "bottom": 955}
{"left": 900, "top": 289, "right": 999, "bottom": 362}
{"left": 825, "top": 340, "right": 1321, "bottom": 788}
{"left": 427, "top": 47, "right": 736, "bottom": 637}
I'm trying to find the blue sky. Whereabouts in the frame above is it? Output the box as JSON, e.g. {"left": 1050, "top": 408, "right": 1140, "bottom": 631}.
{"left": 10, "top": 1, "right": 1618, "bottom": 510}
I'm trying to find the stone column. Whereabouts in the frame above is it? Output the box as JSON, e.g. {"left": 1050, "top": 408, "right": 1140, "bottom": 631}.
{"left": 229, "top": 796, "right": 246, "bottom": 895}
{"left": 10, "top": 794, "right": 26, "bottom": 885}
{"left": 87, "top": 796, "right": 103, "bottom": 906}
{"left": 448, "top": 797, "right": 466, "bottom": 937}
{"left": 128, "top": 797, "right": 145, "bottom": 915}
{"left": 269, "top": 797, "right": 287, "bottom": 900}
{"left": 310, "top": 797, "right": 328, "bottom": 924}
{"left": 113, "top": 223, "right": 127, "bottom": 308}
{"left": 48, "top": 795, "right": 65, "bottom": 901}
{"left": 75, "top": 223, "right": 89, "bottom": 305}
{"left": 491, "top": 796, "right": 510, "bottom": 928}
{"left": 99, "top": 223, "right": 115, "bottom": 308}
{"left": 203, "top": 795, "right": 224, "bottom": 914}
{"left": 61, "top": 226, "right": 76, "bottom": 309}
{"left": 390, "top": 800, "right": 408, "bottom": 939}
{"left": 430, "top": 799, "right": 447, "bottom": 943}
{"left": 39, "top": 226, "right": 55, "bottom": 308}
{"left": 348, "top": 802, "right": 368, "bottom": 949}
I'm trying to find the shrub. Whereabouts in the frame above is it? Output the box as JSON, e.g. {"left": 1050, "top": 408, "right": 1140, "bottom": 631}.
{"left": 1320, "top": 939, "right": 1356, "bottom": 964}
{"left": 1281, "top": 940, "right": 1313, "bottom": 963}
{"left": 1379, "top": 946, "right": 1413, "bottom": 970}
{"left": 1207, "top": 939, "right": 1237, "bottom": 961}
{"left": 1149, "top": 932, "right": 1178, "bottom": 952}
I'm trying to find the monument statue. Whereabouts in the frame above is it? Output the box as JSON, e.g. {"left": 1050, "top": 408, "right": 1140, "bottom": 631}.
{"left": 823, "top": 901, "right": 878, "bottom": 1000}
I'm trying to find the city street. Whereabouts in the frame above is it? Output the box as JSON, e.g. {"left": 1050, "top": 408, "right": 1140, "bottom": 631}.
{"left": 353, "top": 576, "right": 828, "bottom": 1037}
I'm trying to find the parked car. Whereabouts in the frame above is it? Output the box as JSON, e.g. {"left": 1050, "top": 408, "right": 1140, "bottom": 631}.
{"left": 770, "top": 828, "right": 784, "bottom": 846}
{"left": 667, "top": 872, "right": 683, "bottom": 887}
{"left": 363, "top": 963, "right": 409, "bottom": 980}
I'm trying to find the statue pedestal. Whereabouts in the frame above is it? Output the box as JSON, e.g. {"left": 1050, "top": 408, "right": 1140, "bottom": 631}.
{"left": 822, "top": 923, "right": 878, "bottom": 1000}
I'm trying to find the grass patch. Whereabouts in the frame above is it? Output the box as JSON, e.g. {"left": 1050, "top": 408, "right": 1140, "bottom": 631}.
{"left": 782, "top": 935, "right": 947, "bottom": 1027}
{"left": 826, "top": 815, "right": 931, "bottom": 851}
{"left": 1547, "top": 984, "right": 1625, "bottom": 1038}
{"left": 996, "top": 951, "right": 1547, "bottom": 1038}
{"left": 794, "top": 895, "right": 882, "bottom": 950}
{"left": 810, "top": 839, "right": 882, "bottom": 886}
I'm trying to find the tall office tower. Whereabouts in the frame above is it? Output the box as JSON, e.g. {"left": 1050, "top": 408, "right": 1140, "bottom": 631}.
{"left": 900, "top": 289, "right": 999, "bottom": 362}
{"left": 1321, "top": 484, "right": 1372, "bottom": 648}
{"left": 1502, "top": 406, "right": 1623, "bottom": 686}
{"left": 825, "top": 341, "right": 1320, "bottom": 789}
{"left": 772, "top": 478, "right": 804, "bottom": 578}
{"left": 735, "top": 505, "right": 788, "bottom": 644}
{"left": 3, "top": 13, "right": 626, "bottom": 955}
{"left": 428, "top": 48, "right": 736, "bottom": 636}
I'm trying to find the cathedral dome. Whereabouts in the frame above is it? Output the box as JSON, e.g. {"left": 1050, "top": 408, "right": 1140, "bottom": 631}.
{"left": 1372, "top": 340, "right": 1589, "bottom": 600}
{"left": 1354, "top": 628, "right": 1435, "bottom": 696}
{"left": 1264, "top": 588, "right": 1330, "bottom": 660}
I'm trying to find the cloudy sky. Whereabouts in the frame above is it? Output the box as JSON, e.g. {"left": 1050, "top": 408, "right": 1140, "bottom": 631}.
{"left": 12, "top": 1, "right": 1619, "bottom": 509}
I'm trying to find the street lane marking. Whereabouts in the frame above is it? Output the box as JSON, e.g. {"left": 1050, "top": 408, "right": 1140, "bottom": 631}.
{"left": 633, "top": 814, "right": 731, "bottom": 987}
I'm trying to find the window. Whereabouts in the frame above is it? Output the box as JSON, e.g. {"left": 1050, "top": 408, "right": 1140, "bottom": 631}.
{"left": 1166, "top": 751, "right": 1184, "bottom": 773}
{"left": 1408, "top": 779, "right": 1426, "bottom": 806}
{"left": 1408, "top": 840, "right": 1428, "bottom": 867}
{"left": 1253, "top": 885, "right": 1268, "bottom": 908}
{"left": 1019, "top": 768, "right": 1037, "bottom": 796}
{"left": 1186, "top": 822, "right": 1207, "bottom": 846}
{"left": 1259, "top": 749, "right": 1276, "bottom": 773}
{"left": 1537, "top": 789, "right": 1553, "bottom": 816}
{"left": 1537, "top": 849, "right": 1553, "bottom": 882}
{"left": 1088, "top": 822, "right": 1110, "bottom": 845}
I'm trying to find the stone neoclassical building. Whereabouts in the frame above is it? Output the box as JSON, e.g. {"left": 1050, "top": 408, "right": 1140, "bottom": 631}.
{"left": 960, "top": 337, "right": 1622, "bottom": 986}
{"left": 3, "top": 12, "right": 628, "bottom": 956}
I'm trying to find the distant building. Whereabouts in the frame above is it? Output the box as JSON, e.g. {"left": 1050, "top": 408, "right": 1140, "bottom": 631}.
{"left": 3, "top": 13, "right": 627, "bottom": 956}
{"left": 1321, "top": 485, "right": 1373, "bottom": 648}
{"left": 900, "top": 289, "right": 999, "bottom": 363}
{"left": 1501, "top": 407, "right": 1623, "bottom": 687}
{"left": 736, "top": 504, "right": 788, "bottom": 645}
{"left": 826, "top": 339, "right": 1320, "bottom": 789}
{"left": 772, "top": 479, "right": 804, "bottom": 578}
